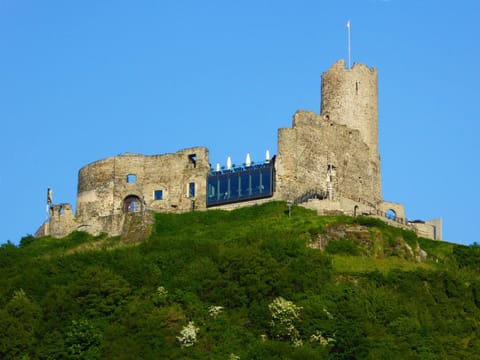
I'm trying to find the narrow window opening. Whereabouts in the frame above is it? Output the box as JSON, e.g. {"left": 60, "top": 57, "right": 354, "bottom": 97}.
{"left": 127, "top": 174, "right": 137, "bottom": 183}
{"left": 188, "top": 154, "right": 197, "bottom": 168}
{"left": 188, "top": 182, "right": 195, "bottom": 198}
{"left": 355, "top": 81, "right": 359, "bottom": 94}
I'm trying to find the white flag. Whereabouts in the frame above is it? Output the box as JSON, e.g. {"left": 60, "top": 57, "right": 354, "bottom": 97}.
{"left": 346, "top": 20, "right": 351, "bottom": 29}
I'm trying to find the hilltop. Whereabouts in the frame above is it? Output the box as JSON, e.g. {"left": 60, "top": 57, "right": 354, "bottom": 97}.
{"left": 1, "top": 202, "right": 479, "bottom": 359}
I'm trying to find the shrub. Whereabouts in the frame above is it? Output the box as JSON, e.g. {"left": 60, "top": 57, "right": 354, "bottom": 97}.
{"left": 177, "top": 321, "right": 199, "bottom": 348}
{"left": 269, "top": 297, "right": 303, "bottom": 345}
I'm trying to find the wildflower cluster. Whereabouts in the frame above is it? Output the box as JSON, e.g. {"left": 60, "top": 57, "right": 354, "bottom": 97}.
{"left": 268, "top": 297, "right": 303, "bottom": 346}
{"left": 153, "top": 286, "right": 168, "bottom": 305}
{"left": 208, "top": 305, "right": 224, "bottom": 318}
{"left": 309, "top": 330, "right": 335, "bottom": 346}
{"left": 177, "top": 321, "right": 199, "bottom": 348}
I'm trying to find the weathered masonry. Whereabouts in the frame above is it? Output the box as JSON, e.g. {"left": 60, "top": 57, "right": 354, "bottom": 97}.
{"left": 36, "top": 60, "right": 442, "bottom": 240}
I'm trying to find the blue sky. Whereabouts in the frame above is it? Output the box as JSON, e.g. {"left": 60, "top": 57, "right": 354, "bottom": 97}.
{"left": 1, "top": 0, "right": 478, "bottom": 245}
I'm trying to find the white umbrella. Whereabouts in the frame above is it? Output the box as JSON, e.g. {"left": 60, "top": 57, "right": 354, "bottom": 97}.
{"left": 245, "top": 153, "right": 251, "bottom": 167}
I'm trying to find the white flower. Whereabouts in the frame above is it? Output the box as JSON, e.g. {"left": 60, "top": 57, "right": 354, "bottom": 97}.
{"left": 208, "top": 305, "right": 224, "bottom": 318}
{"left": 177, "top": 321, "right": 199, "bottom": 348}
{"left": 157, "top": 286, "right": 168, "bottom": 297}
{"left": 310, "top": 330, "right": 335, "bottom": 346}
{"left": 153, "top": 286, "right": 169, "bottom": 305}
{"left": 269, "top": 297, "right": 302, "bottom": 324}
{"left": 268, "top": 297, "right": 303, "bottom": 345}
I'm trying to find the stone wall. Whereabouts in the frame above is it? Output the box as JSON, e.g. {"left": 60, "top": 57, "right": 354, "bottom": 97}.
{"left": 275, "top": 110, "right": 382, "bottom": 206}
{"left": 379, "top": 201, "right": 406, "bottom": 221}
{"left": 48, "top": 203, "right": 77, "bottom": 237}
{"left": 74, "top": 147, "right": 210, "bottom": 236}
{"left": 410, "top": 218, "right": 442, "bottom": 241}
{"left": 300, "top": 197, "right": 375, "bottom": 217}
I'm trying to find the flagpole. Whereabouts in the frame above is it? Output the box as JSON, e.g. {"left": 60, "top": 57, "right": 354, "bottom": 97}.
{"left": 347, "top": 20, "right": 351, "bottom": 69}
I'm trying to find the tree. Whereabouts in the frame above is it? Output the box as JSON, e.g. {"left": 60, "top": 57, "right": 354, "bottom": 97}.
{"left": 0, "top": 290, "right": 41, "bottom": 359}
{"left": 65, "top": 319, "right": 103, "bottom": 359}
{"left": 269, "top": 297, "right": 303, "bottom": 346}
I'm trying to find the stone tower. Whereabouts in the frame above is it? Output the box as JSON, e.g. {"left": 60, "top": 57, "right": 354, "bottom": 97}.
{"left": 321, "top": 60, "right": 379, "bottom": 158}
{"left": 275, "top": 59, "right": 382, "bottom": 207}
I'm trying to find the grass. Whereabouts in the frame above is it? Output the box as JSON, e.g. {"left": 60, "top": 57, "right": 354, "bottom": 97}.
{"left": 332, "top": 254, "right": 435, "bottom": 274}
{"left": 29, "top": 201, "right": 457, "bottom": 271}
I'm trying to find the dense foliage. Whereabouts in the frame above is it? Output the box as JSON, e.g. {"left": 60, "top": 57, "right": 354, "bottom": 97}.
{"left": 1, "top": 202, "right": 480, "bottom": 359}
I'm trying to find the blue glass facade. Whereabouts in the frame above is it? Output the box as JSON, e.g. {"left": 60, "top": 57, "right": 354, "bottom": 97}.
{"left": 207, "top": 162, "right": 274, "bottom": 207}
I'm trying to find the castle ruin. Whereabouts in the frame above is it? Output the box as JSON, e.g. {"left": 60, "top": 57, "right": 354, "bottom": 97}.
{"left": 35, "top": 60, "right": 442, "bottom": 241}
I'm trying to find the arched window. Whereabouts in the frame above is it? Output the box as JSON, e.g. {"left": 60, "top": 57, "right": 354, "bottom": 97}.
{"left": 386, "top": 209, "right": 397, "bottom": 221}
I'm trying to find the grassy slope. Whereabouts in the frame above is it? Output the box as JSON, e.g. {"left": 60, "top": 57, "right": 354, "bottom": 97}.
{"left": 1, "top": 201, "right": 479, "bottom": 359}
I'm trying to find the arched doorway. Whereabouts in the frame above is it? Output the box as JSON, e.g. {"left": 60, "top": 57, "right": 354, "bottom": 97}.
{"left": 353, "top": 205, "right": 359, "bottom": 216}
{"left": 124, "top": 195, "right": 142, "bottom": 213}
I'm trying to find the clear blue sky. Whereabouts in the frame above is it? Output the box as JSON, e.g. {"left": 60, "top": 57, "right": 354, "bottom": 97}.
{"left": 1, "top": 0, "right": 478, "bottom": 245}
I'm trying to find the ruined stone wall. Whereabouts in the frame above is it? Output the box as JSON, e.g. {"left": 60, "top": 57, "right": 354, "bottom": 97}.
{"left": 75, "top": 147, "right": 210, "bottom": 235}
{"left": 300, "top": 198, "right": 375, "bottom": 217}
{"left": 275, "top": 110, "right": 382, "bottom": 206}
{"left": 321, "top": 60, "right": 379, "bottom": 158}
{"left": 379, "top": 201, "right": 406, "bottom": 221}
{"left": 48, "top": 204, "right": 77, "bottom": 237}
{"left": 410, "top": 218, "right": 442, "bottom": 241}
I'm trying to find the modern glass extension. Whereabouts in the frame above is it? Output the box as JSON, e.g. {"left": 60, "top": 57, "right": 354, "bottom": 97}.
{"left": 207, "top": 162, "right": 274, "bottom": 207}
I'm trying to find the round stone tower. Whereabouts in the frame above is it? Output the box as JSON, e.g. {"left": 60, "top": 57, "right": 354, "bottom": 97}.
{"left": 321, "top": 60, "right": 379, "bottom": 158}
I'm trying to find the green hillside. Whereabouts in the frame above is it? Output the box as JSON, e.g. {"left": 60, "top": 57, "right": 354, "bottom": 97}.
{"left": 1, "top": 201, "right": 480, "bottom": 359}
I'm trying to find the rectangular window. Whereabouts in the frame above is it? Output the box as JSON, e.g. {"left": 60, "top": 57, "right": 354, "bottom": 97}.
{"left": 188, "top": 182, "right": 195, "bottom": 198}
{"left": 154, "top": 190, "right": 163, "bottom": 200}
{"left": 127, "top": 174, "right": 137, "bottom": 183}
